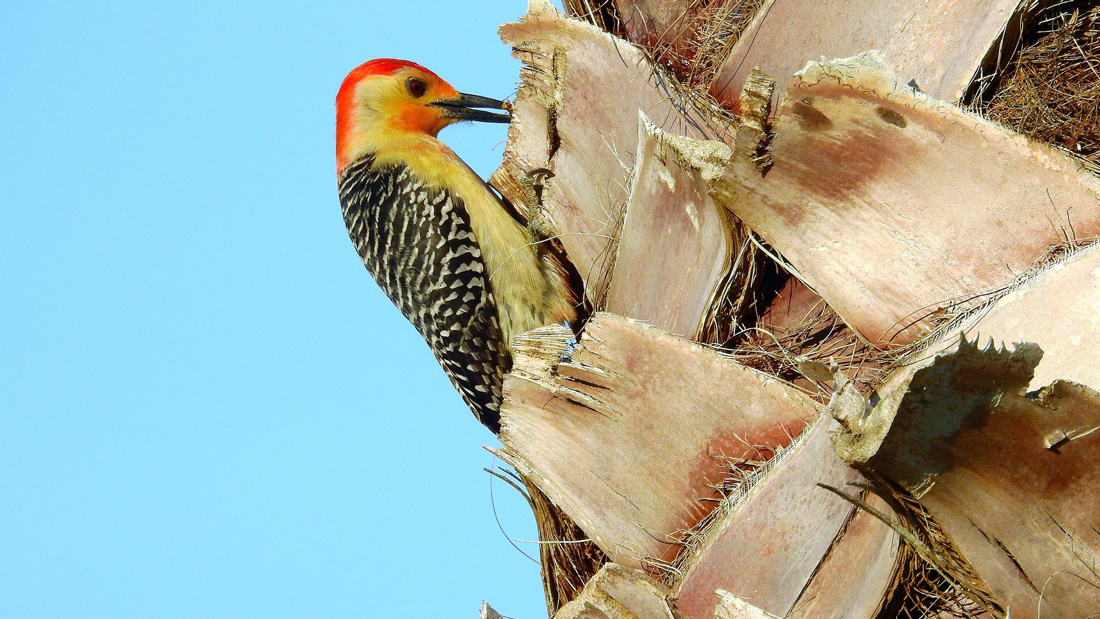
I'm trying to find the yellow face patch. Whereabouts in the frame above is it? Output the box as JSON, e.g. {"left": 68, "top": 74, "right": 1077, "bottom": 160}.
{"left": 336, "top": 66, "right": 461, "bottom": 175}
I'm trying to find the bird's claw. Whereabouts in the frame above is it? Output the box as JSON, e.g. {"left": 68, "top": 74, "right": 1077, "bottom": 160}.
{"left": 560, "top": 320, "right": 577, "bottom": 363}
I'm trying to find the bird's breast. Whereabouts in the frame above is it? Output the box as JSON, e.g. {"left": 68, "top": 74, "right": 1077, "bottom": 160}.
{"left": 374, "top": 144, "right": 576, "bottom": 345}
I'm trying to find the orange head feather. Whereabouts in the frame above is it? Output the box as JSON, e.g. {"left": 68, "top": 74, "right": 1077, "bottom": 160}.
{"left": 335, "top": 58, "right": 510, "bottom": 177}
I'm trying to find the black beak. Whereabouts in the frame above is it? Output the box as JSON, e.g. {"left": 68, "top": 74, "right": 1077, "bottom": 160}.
{"left": 432, "top": 92, "right": 512, "bottom": 123}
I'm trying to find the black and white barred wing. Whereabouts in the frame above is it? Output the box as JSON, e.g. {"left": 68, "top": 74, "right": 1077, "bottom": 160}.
{"left": 339, "top": 156, "right": 510, "bottom": 432}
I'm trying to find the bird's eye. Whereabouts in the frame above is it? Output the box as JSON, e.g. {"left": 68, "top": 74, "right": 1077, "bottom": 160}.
{"left": 406, "top": 78, "right": 427, "bottom": 98}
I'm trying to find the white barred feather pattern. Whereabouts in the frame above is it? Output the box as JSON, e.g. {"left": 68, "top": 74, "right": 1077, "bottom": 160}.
{"left": 339, "top": 154, "right": 510, "bottom": 432}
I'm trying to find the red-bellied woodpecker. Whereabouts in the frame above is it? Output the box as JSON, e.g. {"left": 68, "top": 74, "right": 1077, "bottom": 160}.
{"left": 336, "top": 59, "right": 580, "bottom": 433}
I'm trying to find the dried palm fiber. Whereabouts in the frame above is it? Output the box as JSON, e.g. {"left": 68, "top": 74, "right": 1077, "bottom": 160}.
{"left": 528, "top": 5, "right": 1006, "bottom": 615}
{"left": 728, "top": 300, "right": 882, "bottom": 399}
{"left": 524, "top": 476, "right": 608, "bottom": 614}
{"left": 661, "top": 435, "right": 793, "bottom": 587}
{"left": 563, "top": 16, "right": 781, "bottom": 352}
{"left": 976, "top": 3, "right": 1100, "bottom": 162}
{"left": 676, "top": 0, "right": 767, "bottom": 90}
{"left": 562, "top": 0, "right": 623, "bottom": 37}
{"left": 638, "top": 405, "right": 1001, "bottom": 617}
{"left": 491, "top": 467, "right": 608, "bottom": 615}
{"left": 653, "top": 413, "right": 999, "bottom": 618}
{"left": 565, "top": 0, "right": 766, "bottom": 91}
{"left": 820, "top": 474, "right": 1005, "bottom": 619}
{"left": 562, "top": 2, "right": 779, "bottom": 341}
{"left": 878, "top": 234, "right": 1100, "bottom": 389}
{"left": 568, "top": 0, "right": 885, "bottom": 396}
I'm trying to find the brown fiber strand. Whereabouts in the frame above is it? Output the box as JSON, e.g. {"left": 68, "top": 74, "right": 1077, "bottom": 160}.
{"left": 981, "top": 5, "right": 1100, "bottom": 162}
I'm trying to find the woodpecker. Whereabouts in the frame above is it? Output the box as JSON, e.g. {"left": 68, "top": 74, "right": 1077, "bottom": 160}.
{"left": 336, "top": 59, "right": 581, "bottom": 433}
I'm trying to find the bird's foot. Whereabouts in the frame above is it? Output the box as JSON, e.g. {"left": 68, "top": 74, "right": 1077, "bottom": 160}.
{"left": 560, "top": 320, "right": 578, "bottom": 363}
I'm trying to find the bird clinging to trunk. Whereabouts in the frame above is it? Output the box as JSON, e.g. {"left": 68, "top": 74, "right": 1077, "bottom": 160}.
{"left": 336, "top": 58, "right": 581, "bottom": 433}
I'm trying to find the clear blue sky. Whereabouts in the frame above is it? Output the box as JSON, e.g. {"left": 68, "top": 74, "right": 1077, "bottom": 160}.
{"left": 1, "top": 2, "right": 559, "bottom": 617}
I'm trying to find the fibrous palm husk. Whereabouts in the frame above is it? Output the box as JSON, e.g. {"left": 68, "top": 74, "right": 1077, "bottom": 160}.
{"left": 670, "top": 418, "right": 884, "bottom": 619}
{"left": 482, "top": 2, "right": 1100, "bottom": 617}
{"left": 711, "top": 52, "right": 1100, "bottom": 347}
{"left": 565, "top": 0, "right": 765, "bottom": 92}
{"left": 973, "top": 3, "right": 1100, "bottom": 163}
{"left": 499, "top": 316, "right": 815, "bottom": 570}
{"left": 831, "top": 332, "right": 1100, "bottom": 617}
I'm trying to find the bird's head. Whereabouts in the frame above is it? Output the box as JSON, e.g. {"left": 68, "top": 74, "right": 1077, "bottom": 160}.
{"left": 336, "top": 58, "right": 511, "bottom": 176}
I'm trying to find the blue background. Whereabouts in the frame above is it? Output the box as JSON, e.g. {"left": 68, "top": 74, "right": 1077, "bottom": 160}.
{"left": 2, "top": 2, "right": 558, "bottom": 616}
